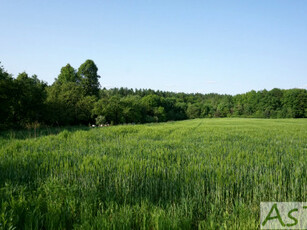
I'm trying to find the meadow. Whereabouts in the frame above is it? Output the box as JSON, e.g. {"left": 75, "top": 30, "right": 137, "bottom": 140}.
{"left": 0, "top": 118, "right": 306, "bottom": 229}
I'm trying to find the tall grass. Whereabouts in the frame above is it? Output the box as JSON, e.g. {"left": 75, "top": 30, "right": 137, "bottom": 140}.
{"left": 0, "top": 118, "right": 306, "bottom": 229}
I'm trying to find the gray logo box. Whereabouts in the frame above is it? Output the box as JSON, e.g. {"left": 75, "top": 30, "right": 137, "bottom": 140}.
{"left": 260, "top": 202, "right": 307, "bottom": 229}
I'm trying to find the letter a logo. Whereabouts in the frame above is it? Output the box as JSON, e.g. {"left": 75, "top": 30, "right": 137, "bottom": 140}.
{"left": 262, "top": 203, "right": 285, "bottom": 227}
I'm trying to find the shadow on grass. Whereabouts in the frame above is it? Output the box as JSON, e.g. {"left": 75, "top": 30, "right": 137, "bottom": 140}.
{"left": 0, "top": 125, "right": 91, "bottom": 140}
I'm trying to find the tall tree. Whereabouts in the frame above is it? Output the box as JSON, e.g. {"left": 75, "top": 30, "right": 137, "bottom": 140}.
{"left": 77, "top": 60, "right": 100, "bottom": 97}
{"left": 56, "top": 64, "right": 79, "bottom": 84}
{"left": 0, "top": 63, "right": 15, "bottom": 128}
{"left": 14, "top": 72, "right": 47, "bottom": 126}
{"left": 46, "top": 82, "right": 84, "bottom": 125}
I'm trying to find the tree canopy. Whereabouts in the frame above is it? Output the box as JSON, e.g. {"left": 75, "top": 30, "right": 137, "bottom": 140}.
{"left": 77, "top": 60, "right": 100, "bottom": 97}
{"left": 0, "top": 60, "right": 306, "bottom": 129}
{"left": 56, "top": 64, "right": 79, "bottom": 84}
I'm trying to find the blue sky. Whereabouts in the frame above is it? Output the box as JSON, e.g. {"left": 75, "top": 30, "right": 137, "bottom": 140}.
{"left": 1, "top": 0, "right": 307, "bottom": 95}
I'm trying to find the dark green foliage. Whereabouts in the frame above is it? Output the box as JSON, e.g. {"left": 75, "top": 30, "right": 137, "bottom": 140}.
{"left": 56, "top": 64, "right": 80, "bottom": 84}
{"left": 0, "top": 61, "right": 307, "bottom": 129}
{"left": 77, "top": 60, "right": 100, "bottom": 97}
{"left": 282, "top": 89, "right": 307, "bottom": 118}
{"left": 46, "top": 82, "right": 84, "bottom": 125}
{"left": 0, "top": 66, "right": 47, "bottom": 129}
{"left": 93, "top": 87, "right": 307, "bottom": 125}
{"left": 14, "top": 73, "right": 47, "bottom": 126}
{"left": 120, "top": 95, "right": 145, "bottom": 123}
{"left": 46, "top": 82, "right": 96, "bottom": 125}
{"left": 0, "top": 64, "right": 15, "bottom": 129}
{"left": 92, "top": 96, "right": 124, "bottom": 125}
{"left": 186, "top": 103, "right": 201, "bottom": 119}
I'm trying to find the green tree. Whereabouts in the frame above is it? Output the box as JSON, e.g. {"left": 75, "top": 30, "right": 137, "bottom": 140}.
{"left": 56, "top": 64, "right": 79, "bottom": 84}
{"left": 120, "top": 95, "right": 145, "bottom": 123}
{"left": 216, "top": 96, "right": 233, "bottom": 117}
{"left": 282, "top": 89, "right": 307, "bottom": 118}
{"left": 0, "top": 63, "right": 15, "bottom": 128}
{"left": 141, "top": 94, "right": 164, "bottom": 122}
{"left": 200, "top": 104, "right": 214, "bottom": 117}
{"left": 153, "top": 106, "right": 166, "bottom": 122}
{"left": 46, "top": 82, "right": 84, "bottom": 125}
{"left": 78, "top": 60, "right": 100, "bottom": 97}
{"left": 186, "top": 103, "right": 200, "bottom": 119}
{"left": 76, "top": 95, "right": 96, "bottom": 124}
{"left": 93, "top": 96, "right": 124, "bottom": 124}
{"left": 14, "top": 72, "right": 47, "bottom": 126}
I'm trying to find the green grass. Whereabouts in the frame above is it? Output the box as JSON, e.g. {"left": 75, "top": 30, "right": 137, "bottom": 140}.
{"left": 0, "top": 118, "right": 306, "bottom": 229}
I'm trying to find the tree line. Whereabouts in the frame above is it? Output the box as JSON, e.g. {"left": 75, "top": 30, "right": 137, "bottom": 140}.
{"left": 0, "top": 60, "right": 306, "bottom": 129}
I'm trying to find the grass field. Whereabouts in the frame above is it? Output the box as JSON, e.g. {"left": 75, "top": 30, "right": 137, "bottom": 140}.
{"left": 0, "top": 118, "right": 306, "bottom": 229}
